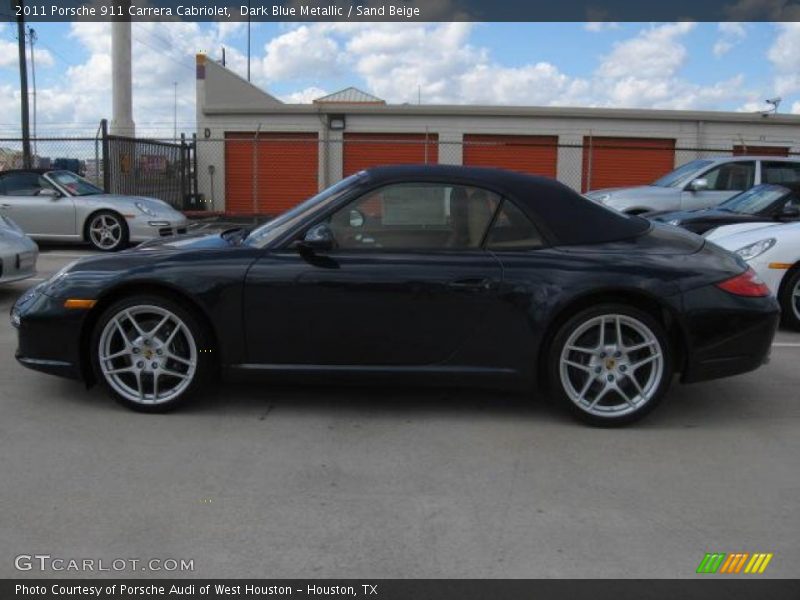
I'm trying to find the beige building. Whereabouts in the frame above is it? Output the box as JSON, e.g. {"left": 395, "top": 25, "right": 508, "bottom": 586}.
{"left": 195, "top": 54, "right": 800, "bottom": 215}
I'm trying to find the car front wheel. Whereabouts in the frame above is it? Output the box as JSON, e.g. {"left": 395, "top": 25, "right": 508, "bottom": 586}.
{"left": 779, "top": 268, "right": 800, "bottom": 331}
{"left": 91, "top": 295, "right": 210, "bottom": 412}
{"left": 548, "top": 304, "right": 672, "bottom": 426}
{"left": 87, "top": 211, "right": 128, "bottom": 251}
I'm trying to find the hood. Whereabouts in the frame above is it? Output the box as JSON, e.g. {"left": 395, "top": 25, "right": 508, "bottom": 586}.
{"left": 587, "top": 185, "right": 676, "bottom": 200}
{"left": 705, "top": 221, "right": 782, "bottom": 242}
{"left": 0, "top": 224, "right": 37, "bottom": 252}
{"left": 134, "top": 228, "right": 242, "bottom": 251}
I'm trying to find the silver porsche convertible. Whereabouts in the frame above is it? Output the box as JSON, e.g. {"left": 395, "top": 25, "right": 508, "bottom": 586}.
{"left": 0, "top": 215, "right": 38, "bottom": 284}
{"left": 0, "top": 169, "right": 188, "bottom": 251}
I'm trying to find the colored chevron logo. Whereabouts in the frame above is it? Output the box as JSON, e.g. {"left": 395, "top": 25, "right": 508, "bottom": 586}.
{"left": 696, "top": 552, "right": 774, "bottom": 574}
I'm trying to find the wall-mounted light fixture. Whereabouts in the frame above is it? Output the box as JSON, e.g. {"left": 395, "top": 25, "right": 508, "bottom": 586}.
{"left": 328, "top": 115, "right": 346, "bottom": 131}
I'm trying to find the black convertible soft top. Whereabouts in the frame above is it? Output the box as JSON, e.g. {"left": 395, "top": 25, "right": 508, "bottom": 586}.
{"left": 361, "top": 165, "right": 651, "bottom": 246}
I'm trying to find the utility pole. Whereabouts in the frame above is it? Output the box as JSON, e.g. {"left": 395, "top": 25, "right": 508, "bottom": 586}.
{"left": 173, "top": 81, "right": 177, "bottom": 142}
{"left": 247, "top": 0, "right": 251, "bottom": 81}
{"left": 16, "top": 0, "right": 32, "bottom": 168}
{"left": 28, "top": 26, "right": 37, "bottom": 157}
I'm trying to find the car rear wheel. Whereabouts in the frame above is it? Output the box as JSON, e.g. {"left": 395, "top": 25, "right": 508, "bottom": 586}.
{"left": 87, "top": 211, "right": 128, "bottom": 251}
{"left": 548, "top": 304, "right": 672, "bottom": 426}
{"left": 779, "top": 268, "right": 800, "bottom": 331}
{"left": 91, "top": 295, "right": 210, "bottom": 412}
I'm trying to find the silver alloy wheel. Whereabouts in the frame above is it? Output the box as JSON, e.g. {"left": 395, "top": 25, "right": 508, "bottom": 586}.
{"left": 792, "top": 279, "right": 800, "bottom": 322}
{"left": 98, "top": 305, "right": 197, "bottom": 405}
{"left": 89, "top": 214, "right": 123, "bottom": 250}
{"left": 559, "top": 314, "right": 664, "bottom": 418}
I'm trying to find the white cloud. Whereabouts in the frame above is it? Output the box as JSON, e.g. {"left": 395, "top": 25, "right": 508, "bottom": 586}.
{"left": 791, "top": 101, "right": 800, "bottom": 114}
{"left": 713, "top": 22, "right": 747, "bottom": 57}
{"left": 281, "top": 86, "right": 328, "bottom": 104}
{"left": 261, "top": 25, "right": 341, "bottom": 81}
{"left": 598, "top": 22, "right": 695, "bottom": 79}
{"left": 584, "top": 22, "right": 620, "bottom": 33}
{"left": 768, "top": 23, "right": 800, "bottom": 96}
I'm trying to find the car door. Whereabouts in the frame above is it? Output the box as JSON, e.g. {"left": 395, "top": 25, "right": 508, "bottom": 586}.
{"left": 243, "top": 182, "right": 504, "bottom": 366}
{"left": 680, "top": 160, "right": 756, "bottom": 210}
{"left": 0, "top": 172, "right": 76, "bottom": 236}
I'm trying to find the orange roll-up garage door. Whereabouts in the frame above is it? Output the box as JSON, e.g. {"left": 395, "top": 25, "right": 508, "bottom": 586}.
{"left": 582, "top": 137, "right": 675, "bottom": 192}
{"left": 343, "top": 133, "right": 439, "bottom": 176}
{"left": 225, "top": 132, "right": 319, "bottom": 216}
{"left": 463, "top": 134, "right": 558, "bottom": 177}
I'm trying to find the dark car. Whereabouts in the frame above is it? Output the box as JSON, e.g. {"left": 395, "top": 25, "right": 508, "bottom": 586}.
{"left": 647, "top": 182, "right": 800, "bottom": 234}
{"left": 12, "top": 166, "right": 780, "bottom": 426}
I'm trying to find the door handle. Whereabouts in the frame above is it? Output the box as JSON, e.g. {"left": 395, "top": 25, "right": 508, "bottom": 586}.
{"left": 0, "top": 204, "right": 10, "bottom": 209}
{"left": 448, "top": 278, "right": 494, "bottom": 291}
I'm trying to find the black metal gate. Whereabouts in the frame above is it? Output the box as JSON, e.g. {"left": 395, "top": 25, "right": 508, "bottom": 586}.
{"left": 99, "top": 119, "right": 195, "bottom": 210}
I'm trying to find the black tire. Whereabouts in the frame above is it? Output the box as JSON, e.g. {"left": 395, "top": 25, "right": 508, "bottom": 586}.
{"left": 86, "top": 210, "right": 129, "bottom": 252}
{"left": 779, "top": 268, "right": 800, "bottom": 331}
{"left": 547, "top": 303, "right": 673, "bottom": 427}
{"left": 91, "top": 294, "right": 213, "bottom": 413}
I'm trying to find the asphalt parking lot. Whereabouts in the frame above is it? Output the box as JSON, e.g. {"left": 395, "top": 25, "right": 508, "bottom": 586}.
{"left": 1, "top": 246, "right": 798, "bottom": 579}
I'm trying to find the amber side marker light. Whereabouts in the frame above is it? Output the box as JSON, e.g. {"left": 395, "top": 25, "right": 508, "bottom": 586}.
{"left": 768, "top": 263, "right": 792, "bottom": 270}
{"left": 64, "top": 299, "right": 97, "bottom": 309}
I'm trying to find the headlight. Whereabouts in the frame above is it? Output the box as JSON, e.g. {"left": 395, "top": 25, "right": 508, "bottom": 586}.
{"left": 135, "top": 201, "right": 157, "bottom": 217}
{"left": 668, "top": 219, "right": 681, "bottom": 226}
{"left": 734, "top": 238, "right": 776, "bottom": 261}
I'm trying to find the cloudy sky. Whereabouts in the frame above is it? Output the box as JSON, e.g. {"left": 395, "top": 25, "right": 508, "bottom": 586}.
{"left": 0, "top": 21, "right": 799, "bottom": 137}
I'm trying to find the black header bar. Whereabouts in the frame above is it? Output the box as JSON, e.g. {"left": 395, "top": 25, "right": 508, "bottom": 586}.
{"left": 3, "top": 0, "right": 800, "bottom": 22}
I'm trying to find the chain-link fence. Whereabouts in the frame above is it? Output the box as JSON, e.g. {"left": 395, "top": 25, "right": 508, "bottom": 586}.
{"left": 190, "top": 135, "right": 800, "bottom": 216}
{"left": 1, "top": 123, "right": 192, "bottom": 210}
{"left": 3, "top": 132, "right": 799, "bottom": 216}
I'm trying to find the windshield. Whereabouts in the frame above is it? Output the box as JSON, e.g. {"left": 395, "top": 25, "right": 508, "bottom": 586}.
{"left": 245, "top": 173, "right": 364, "bottom": 248}
{"left": 47, "top": 170, "right": 104, "bottom": 196}
{"left": 652, "top": 160, "right": 714, "bottom": 188}
{"left": 719, "top": 185, "right": 789, "bottom": 215}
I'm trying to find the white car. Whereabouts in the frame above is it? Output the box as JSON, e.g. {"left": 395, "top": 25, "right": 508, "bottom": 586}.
{"left": 0, "top": 215, "right": 38, "bottom": 284}
{"left": 0, "top": 169, "right": 188, "bottom": 251}
{"left": 707, "top": 221, "right": 800, "bottom": 329}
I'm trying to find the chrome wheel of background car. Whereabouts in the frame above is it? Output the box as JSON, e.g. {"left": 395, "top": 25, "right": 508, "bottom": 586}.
{"left": 792, "top": 280, "right": 800, "bottom": 323}
{"left": 89, "top": 213, "right": 123, "bottom": 250}
{"left": 559, "top": 314, "right": 664, "bottom": 419}
{"left": 98, "top": 305, "right": 197, "bottom": 405}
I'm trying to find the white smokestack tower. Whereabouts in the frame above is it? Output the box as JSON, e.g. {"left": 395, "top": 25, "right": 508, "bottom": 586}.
{"left": 110, "top": 20, "right": 135, "bottom": 136}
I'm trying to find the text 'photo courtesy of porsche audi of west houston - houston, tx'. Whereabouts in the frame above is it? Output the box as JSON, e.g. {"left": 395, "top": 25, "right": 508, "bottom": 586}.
{"left": 12, "top": 166, "right": 780, "bottom": 426}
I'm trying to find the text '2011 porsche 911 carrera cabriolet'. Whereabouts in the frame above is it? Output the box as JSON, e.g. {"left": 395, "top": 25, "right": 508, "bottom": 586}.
{"left": 12, "top": 166, "right": 779, "bottom": 425}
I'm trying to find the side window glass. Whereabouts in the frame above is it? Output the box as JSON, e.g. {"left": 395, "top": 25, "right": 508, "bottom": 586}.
{"left": 702, "top": 162, "right": 755, "bottom": 191}
{"left": 326, "top": 183, "right": 500, "bottom": 250}
{"left": 763, "top": 162, "right": 800, "bottom": 185}
{"left": 785, "top": 194, "right": 800, "bottom": 210}
{"left": 2, "top": 172, "right": 44, "bottom": 196}
{"left": 485, "top": 200, "right": 545, "bottom": 250}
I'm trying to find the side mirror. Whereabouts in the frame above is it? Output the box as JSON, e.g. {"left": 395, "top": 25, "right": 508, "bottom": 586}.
{"left": 298, "top": 223, "right": 335, "bottom": 254}
{"left": 37, "top": 188, "right": 61, "bottom": 198}
{"left": 688, "top": 178, "right": 709, "bottom": 192}
{"left": 777, "top": 205, "right": 800, "bottom": 221}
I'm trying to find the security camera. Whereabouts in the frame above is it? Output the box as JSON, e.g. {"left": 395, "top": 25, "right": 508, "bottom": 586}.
{"left": 766, "top": 97, "right": 782, "bottom": 105}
